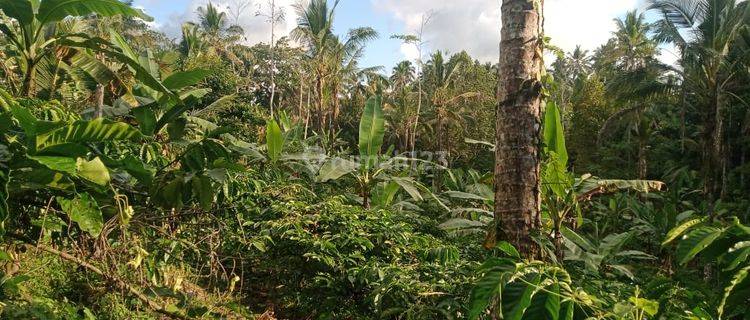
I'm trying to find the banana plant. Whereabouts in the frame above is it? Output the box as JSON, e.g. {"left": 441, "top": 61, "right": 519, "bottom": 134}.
{"left": 0, "top": 88, "right": 144, "bottom": 237}
{"left": 447, "top": 103, "right": 665, "bottom": 254}
{"left": 541, "top": 101, "right": 664, "bottom": 260}
{"left": 562, "top": 226, "right": 655, "bottom": 279}
{"left": 468, "top": 242, "right": 599, "bottom": 320}
{"left": 662, "top": 216, "right": 750, "bottom": 319}
{"left": 0, "top": 0, "right": 152, "bottom": 96}
{"left": 317, "top": 95, "right": 443, "bottom": 209}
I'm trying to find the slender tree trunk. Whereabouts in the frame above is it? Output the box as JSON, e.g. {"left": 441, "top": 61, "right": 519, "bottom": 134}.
{"left": 305, "top": 89, "right": 311, "bottom": 140}
{"left": 316, "top": 71, "right": 325, "bottom": 133}
{"left": 704, "top": 80, "right": 721, "bottom": 207}
{"left": 434, "top": 107, "right": 445, "bottom": 191}
{"left": 299, "top": 79, "right": 305, "bottom": 122}
{"left": 412, "top": 69, "right": 422, "bottom": 154}
{"left": 493, "top": 0, "right": 544, "bottom": 258}
{"left": 636, "top": 110, "right": 648, "bottom": 180}
{"left": 680, "top": 74, "right": 687, "bottom": 152}
{"left": 269, "top": 2, "right": 277, "bottom": 119}
{"left": 638, "top": 137, "right": 648, "bottom": 180}
{"left": 21, "top": 59, "right": 37, "bottom": 97}
{"left": 94, "top": 84, "right": 105, "bottom": 119}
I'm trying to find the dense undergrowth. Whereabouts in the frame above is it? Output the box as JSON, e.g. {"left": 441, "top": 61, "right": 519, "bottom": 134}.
{"left": 0, "top": 0, "right": 749, "bottom": 319}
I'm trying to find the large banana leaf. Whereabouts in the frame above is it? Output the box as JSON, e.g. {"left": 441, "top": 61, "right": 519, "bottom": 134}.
{"left": 317, "top": 157, "right": 359, "bottom": 182}
{"left": 35, "top": 118, "right": 142, "bottom": 152}
{"left": 108, "top": 29, "right": 139, "bottom": 61}
{"left": 543, "top": 101, "right": 568, "bottom": 166}
{"left": 359, "top": 95, "right": 384, "bottom": 169}
{"left": 162, "top": 69, "right": 212, "bottom": 91}
{"left": 676, "top": 226, "right": 726, "bottom": 265}
{"left": 576, "top": 177, "right": 665, "bottom": 201}
{"left": 0, "top": 0, "right": 33, "bottom": 26}
{"left": 70, "top": 51, "right": 122, "bottom": 89}
{"left": 29, "top": 156, "right": 111, "bottom": 186}
{"left": 266, "top": 119, "right": 284, "bottom": 163}
{"left": 59, "top": 36, "right": 176, "bottom": 101}
{"left": 37, "top": 0, "right": 152, "bottom": 25}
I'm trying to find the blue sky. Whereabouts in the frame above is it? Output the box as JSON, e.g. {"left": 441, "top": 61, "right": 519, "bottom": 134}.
{"left": 132, "top": 0, "right": 667, "bottom": 73}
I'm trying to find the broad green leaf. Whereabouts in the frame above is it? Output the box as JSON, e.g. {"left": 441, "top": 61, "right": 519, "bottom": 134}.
{"left": 444, "top": 190, "right": 491, "bottom": 201}
{"left": 29, "top": 156, "right": 77, "bottom": 175}
{"left": 162, "top": 69, "right": 211, "bottom": 91}
{"left": 76, "top": 157, "right": 110, "bottom": 186}
{"left": 468, "top": 258, "right": 516, "bottom": 320}
{"left": 724, "top": 242, "right": 750, "bottom": 271}
{"left": 317, "top": 157, "right": 359, "bottom": 182}
{"left": 191, "top": 175, "right": 213, "bottom": 211}
{"left": 676, "top": 226, "right": 726, "bottom": 265}
{"left": 132, "top": 105, "right": 157, "bottom": 136}
{"left": 496, "top": 241, "right": 521, "bottom": 259}
{"left": 108, "top": 29, "right": 138, "bottom": 61}
{"left": 30, "top": 156, "right": 110, "bottom": 186}
{"left": 358, "top": 95, "right": 385, "bottom": 169}
{"left": 543, "top": 101, "right": 568, "bottom": 166}
{"left": 266, "top": 119, "right": 284, "bottom": 163}
{"left": 505, "top": 274, "right": 542, "bottom": 320}
{"left": 59, "top": 36, "right": 176, "bottom": 102}
{"left": 561, "top": 226, "right": 596, "bottom": 252}
{"left": 438, "top": 218, "right": 486, "bottom": 232}
{"left": 718, "top": 266, "right": 749, "bottom": 318}
{"left": 0, "top": 0, "right": 34, "bottom": 26}
{"left": 663, "top": 217, "right": 706, "bottom": 246}
{"left": 37, "top": 0, "right": 153, "bottom": 25}
{"left": 10, "top": 104, "right": 38, "bottom": 135}
{"left": 71, "top": 51, "right": 121, "bottom": 87}
{"left": 57, "top": 193, "right": 103, "bottom": 237}
{"left": 390, "top": 177, "right": 423, "bottom": 202}
{"left": 117, "top": 155, "right": 154, "bottom": 185}
{"left": 36, "top": 118, "right": 142, "bottom": 151}
{"left": 545, "top": 285, "right": 561, "bottom": 320}
{"left": 629, "top": 296, "right": 659, "bottom": 316}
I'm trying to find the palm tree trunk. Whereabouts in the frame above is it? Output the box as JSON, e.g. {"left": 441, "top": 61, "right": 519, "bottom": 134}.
{"left": 704, "top": 81, "right": 721, "bottom": 206}
{"left": 638, "top": 137, "right": 648, "bottom": 180}
{"left": 493, "top": 0, "right": 544, "bottom": 259}
{"left": 434, "top": 107, "right": 445, "bottom": 191}
{"left": 316, "top": 71, "right": 325, "bottom": 133}
{"left": 305, "top": 89, "right": 311, "bottom": 140}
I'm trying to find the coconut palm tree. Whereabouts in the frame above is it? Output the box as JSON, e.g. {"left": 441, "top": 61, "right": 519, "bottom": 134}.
{"left": 424, "top": 52, "right": 478, "bottom": 162}
{"left": 649, "top": 0, "right": 750, "bottom": 201}
{"left": 613, "top": 10, "right": 657, "bottom": 71}
{"left": 494, "top": 0, "right": 544, "bottom": 258}
{"left": 598, "top": 9, "right": 665, "bottom": 179}
{"left": 291, "top": 0, "right": 377, "bottom": 134}
{"left": 389, "top": 61, "right": 416, "bottom": 150}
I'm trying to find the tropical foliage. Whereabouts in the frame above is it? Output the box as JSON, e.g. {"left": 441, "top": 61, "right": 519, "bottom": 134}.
{"left": 0, "top": 0, "right": 747, "bottom": 319}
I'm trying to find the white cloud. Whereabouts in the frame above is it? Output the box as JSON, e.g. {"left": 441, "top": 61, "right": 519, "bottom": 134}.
{"left": 373, "top": 0, "right": 643, "bottom": 62}
{"left": 158, "top": 0, "right": 299, "bottom": 46}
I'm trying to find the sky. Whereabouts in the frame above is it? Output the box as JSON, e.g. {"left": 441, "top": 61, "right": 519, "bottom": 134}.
{"left": 132, "top": 0, "right": 673, "bottom": 74}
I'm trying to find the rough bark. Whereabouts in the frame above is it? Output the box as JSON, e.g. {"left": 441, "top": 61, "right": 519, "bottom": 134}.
{"left": 494, "top": 0, "right": 544, "bottom": 259}
{"left": 21, "top": 60, "right": 37, "bottom": 97}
